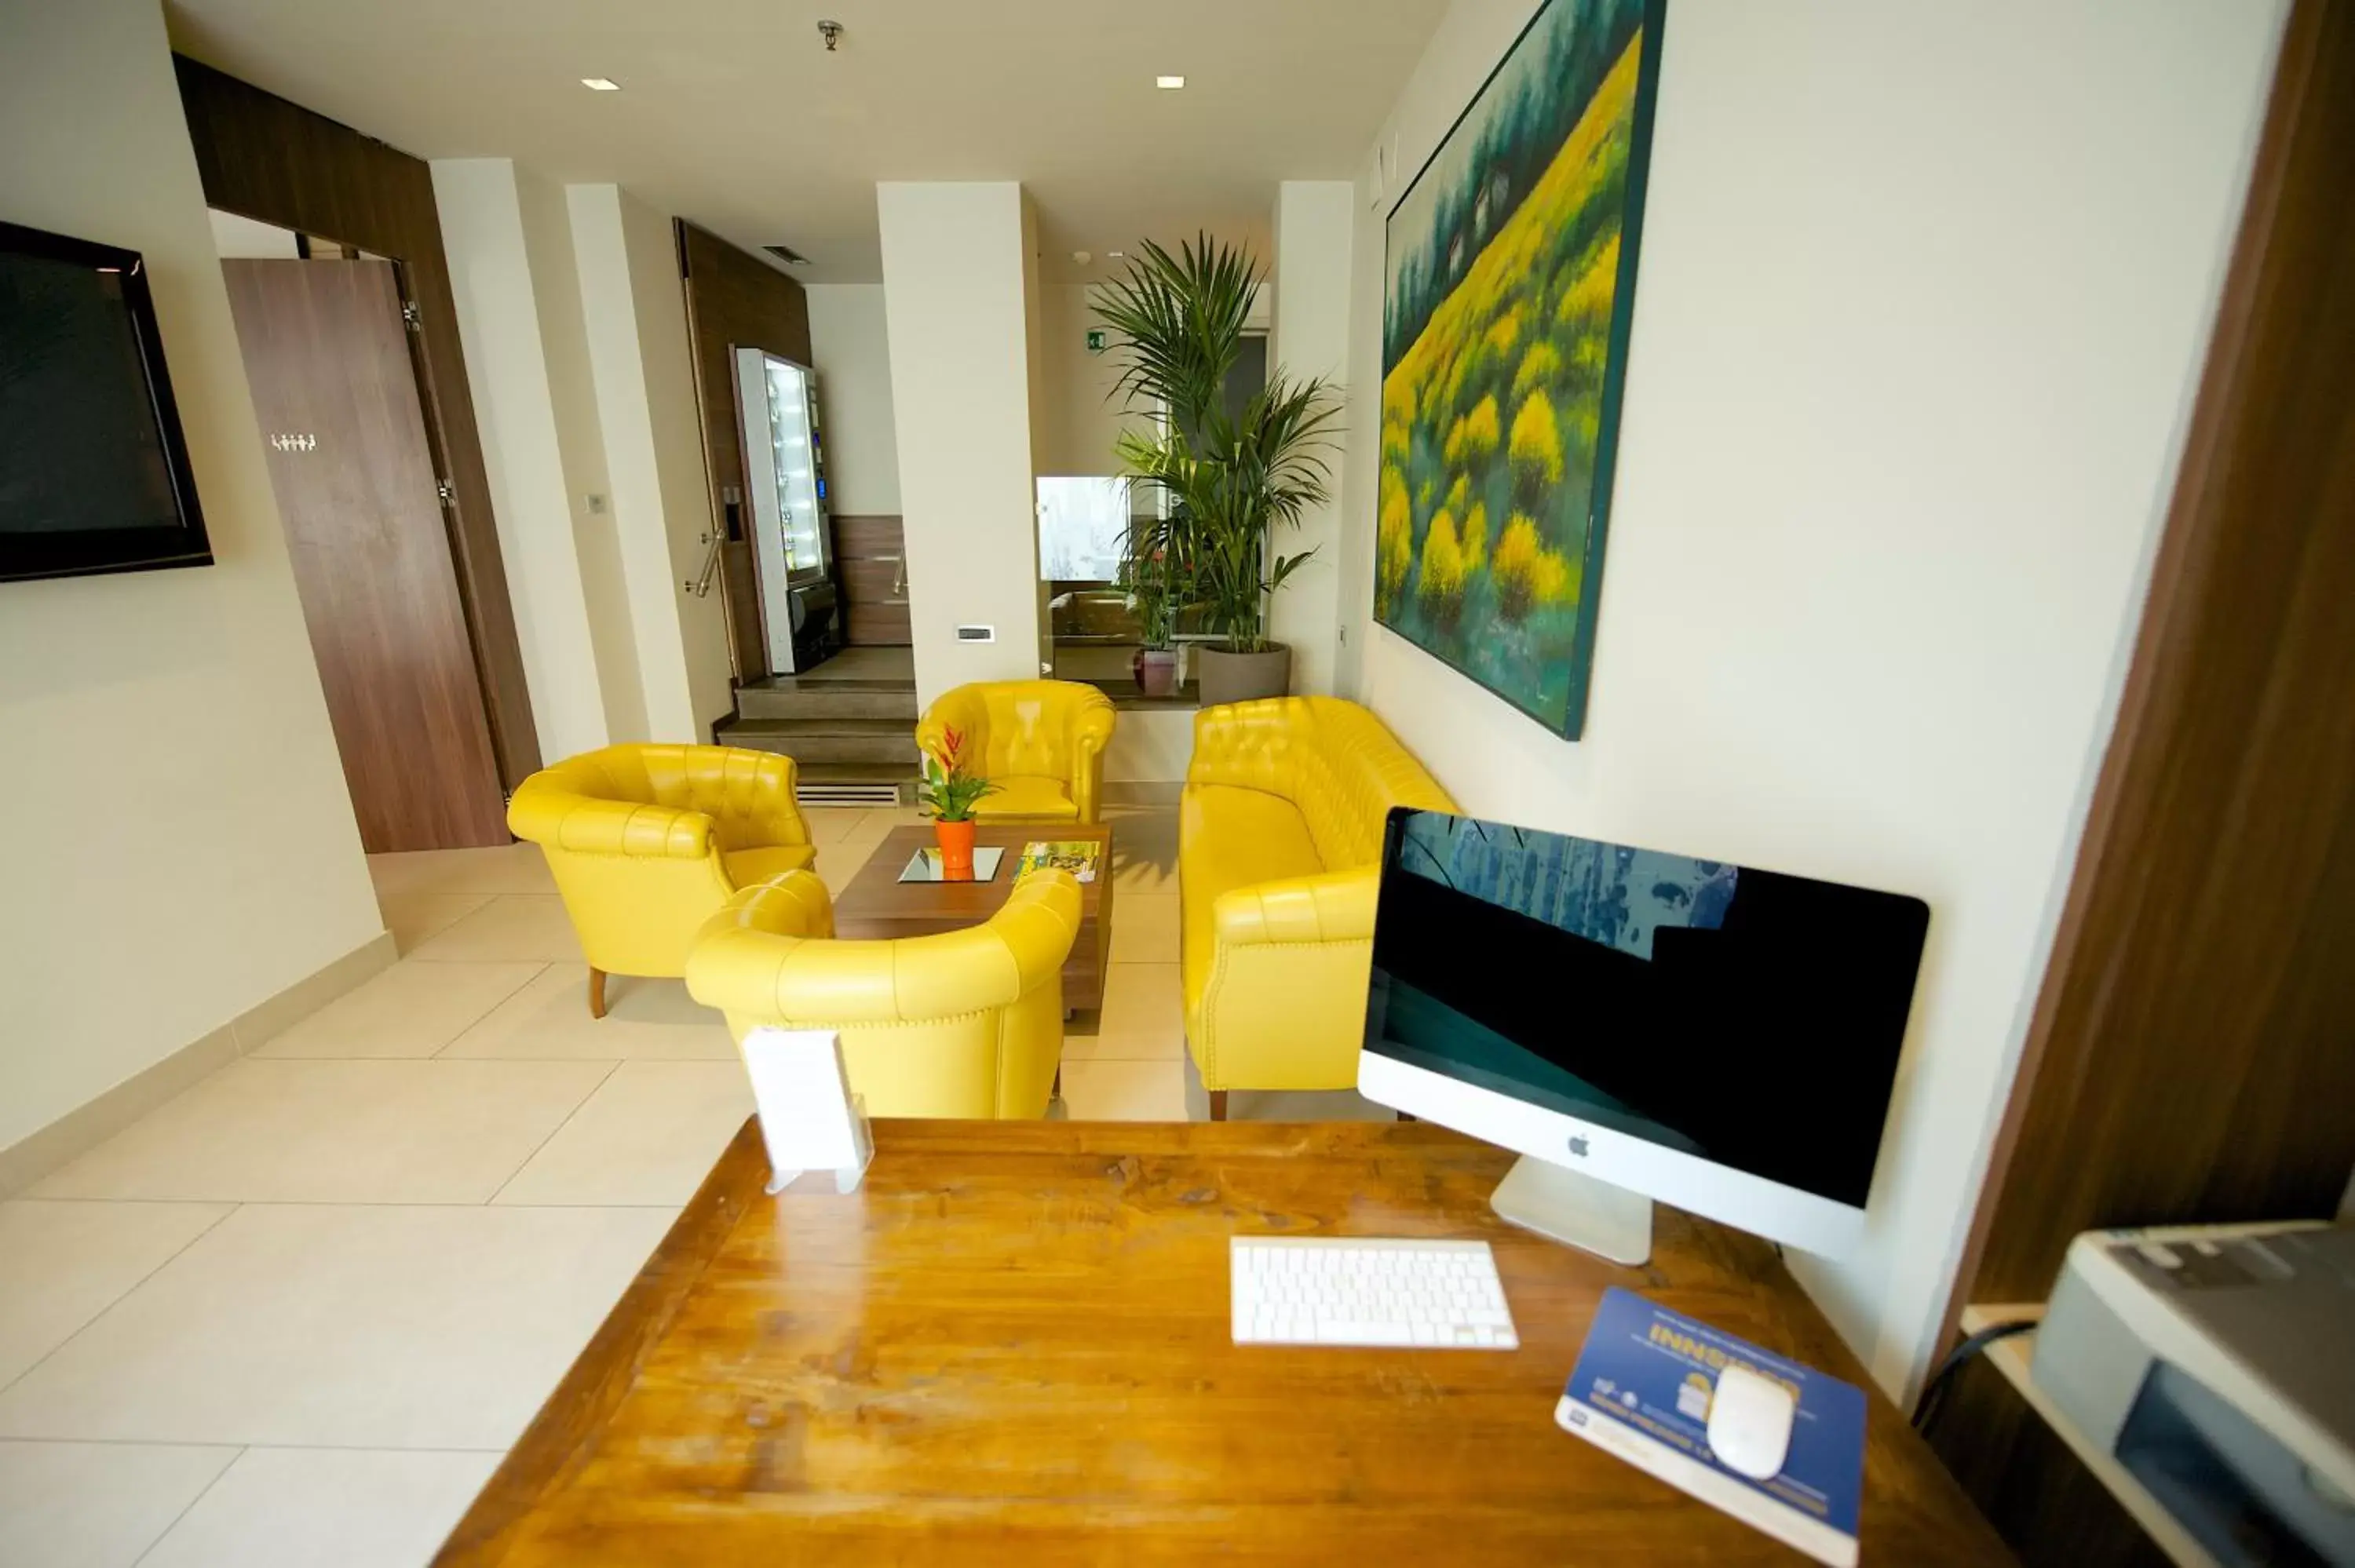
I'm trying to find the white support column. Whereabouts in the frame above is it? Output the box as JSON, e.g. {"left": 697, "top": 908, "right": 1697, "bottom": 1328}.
{"left": 876, "top": 181, "right": 1045, "bottom": 707}
{"left": 1022, "top": 190, "right": 1054, "bottom": 683}
{"left": 568, "top": 184, "right": 731, "bottom": 742}
{"left": 1267, "top": 180, "right": 1357, "bottom": 696}
{"left": 432, "top": 157, "right": 644, "bottom": 755}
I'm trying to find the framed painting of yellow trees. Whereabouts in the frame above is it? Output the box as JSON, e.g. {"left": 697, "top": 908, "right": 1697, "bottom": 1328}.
{"left": 1378, "top": 0, "right": 1666, "bottom": 738}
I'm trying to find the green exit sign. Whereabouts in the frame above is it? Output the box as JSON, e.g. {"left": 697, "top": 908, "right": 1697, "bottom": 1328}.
{"left": 1085, "top": 328, "right": 1107, "bottom": 355}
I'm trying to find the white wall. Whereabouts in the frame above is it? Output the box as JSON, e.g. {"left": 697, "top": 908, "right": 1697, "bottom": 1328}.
{"left": 515, "top": 166, "right": 649, "bottom": 746}
{"left": 1267, "top": 181, "right": 1356, "bottom": 696}
{"left": 0, "top": 0, "right": 384, "bottom": 1152}
{"left": 1340, "top": 0, "right": 2284, "bottom": 1395}
{"left": 432, "top": 158, "right": 646, "bottom": 757}
{"left": 568, "top": 184, "right": 731, "bottom": 740}
{"left": 803, "top": 284, "right": 901, "bottom": 516}
{"left": 877, "top": 182, "right": 1046, "bottom": 704}
{"left": 1036, "top": 283, "right": 1150, "bottom": 479}
{"left": 1104, "top": 710, "right": 1196, "bottom": 784}
{"left": 1022, "top": 192, "right": 1054, "bottom": 676}
{"left": 206, "top": 209, "right": 298, "bottom": 259}
{"left": 617, "top": 188, "right": 734, "bottom": 737}
{"left": 437, "top": 165, "right": 725, "bottom": 751}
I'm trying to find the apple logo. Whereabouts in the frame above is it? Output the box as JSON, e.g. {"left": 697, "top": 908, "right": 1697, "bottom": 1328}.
{"left": 1567, "top": 1136, "right": 1590, "bottom": 1158}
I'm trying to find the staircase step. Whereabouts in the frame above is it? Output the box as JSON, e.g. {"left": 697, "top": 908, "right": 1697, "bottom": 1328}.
{"left": 716, "top": 717, "right": 922, "bottom": 767}
{"left": 735, "top": 678, "right": 918, "bottom": 722}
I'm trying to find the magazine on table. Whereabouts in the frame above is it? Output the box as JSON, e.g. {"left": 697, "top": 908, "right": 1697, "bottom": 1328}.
{"left": 1015, "top": 840, "right": 1101, "bottom": 883}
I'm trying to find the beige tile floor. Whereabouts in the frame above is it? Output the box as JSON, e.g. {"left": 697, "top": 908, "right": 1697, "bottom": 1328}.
{"left": 0, "top": 800, "right": 1385, "bottom": 1566}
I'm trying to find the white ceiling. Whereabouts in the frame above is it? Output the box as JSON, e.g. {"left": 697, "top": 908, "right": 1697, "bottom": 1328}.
{"left": 165, "top": 0, "right": 1447, "bottom": 283}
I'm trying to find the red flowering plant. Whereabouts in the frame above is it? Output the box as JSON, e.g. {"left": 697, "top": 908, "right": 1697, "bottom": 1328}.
{"left": 1119, "top": 533, "right": 1186, "bottom": 651}
{"left": 919, "top": 725, "right": 999, "bottom": 822}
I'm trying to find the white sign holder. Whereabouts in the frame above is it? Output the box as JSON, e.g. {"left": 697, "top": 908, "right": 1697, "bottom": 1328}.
{"left": 739, "top": 1027, "right": 874, "bottom": 1194}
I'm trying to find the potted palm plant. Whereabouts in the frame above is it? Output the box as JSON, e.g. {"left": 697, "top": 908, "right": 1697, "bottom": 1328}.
{"left": 1094, "top": 236, "right": 1342, "bottom": 706}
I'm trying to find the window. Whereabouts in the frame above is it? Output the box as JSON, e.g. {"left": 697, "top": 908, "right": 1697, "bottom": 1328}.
{"left": 1036, "top": 476, "right": 1130, "bottom": 583}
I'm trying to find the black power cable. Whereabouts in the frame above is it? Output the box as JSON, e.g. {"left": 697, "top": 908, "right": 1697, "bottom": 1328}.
{"left": 1911, "top": 1318, "right": 2039, "bottom": 1434}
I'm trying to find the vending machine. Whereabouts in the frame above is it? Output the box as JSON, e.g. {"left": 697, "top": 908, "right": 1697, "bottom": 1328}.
{"left": 732, "top": 347, "right": 838, "bottom": 673}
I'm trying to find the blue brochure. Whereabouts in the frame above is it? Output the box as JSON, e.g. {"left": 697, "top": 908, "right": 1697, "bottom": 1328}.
{"left": 1555, "top": 1287, "right": 1866, "bottom": 1566}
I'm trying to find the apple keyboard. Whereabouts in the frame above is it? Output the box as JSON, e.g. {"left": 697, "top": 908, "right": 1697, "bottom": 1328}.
{"left": 1230, "top": 1237, "right": 1519, "bottom": 1348}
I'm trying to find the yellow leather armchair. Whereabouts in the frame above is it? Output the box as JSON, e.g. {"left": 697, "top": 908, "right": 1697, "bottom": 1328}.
{"left": 685, "top": 868, "right": 1084, "bottom": 1119}
{"left": 1180, "top": 698, "right": 1457, "bottom": 1117}
{"left": 507, "top": 744, "right": 816, "bottom": 1016}
{"left": 916, "top": 680, "right": 1117, "bottom": 823}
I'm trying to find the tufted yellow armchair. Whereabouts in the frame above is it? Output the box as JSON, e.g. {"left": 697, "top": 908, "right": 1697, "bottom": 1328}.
{"left": 915, "top": 680, "right": 1117, "bottom": 824}
{"left": 685, "top": 868, "right": 1083, "bottom": 1118}
{"left": 507, "top": 744, "right": 816, "bottom": 1016}
{"left": 1181, "top": 698, "right": 1457, "bottom": 1118}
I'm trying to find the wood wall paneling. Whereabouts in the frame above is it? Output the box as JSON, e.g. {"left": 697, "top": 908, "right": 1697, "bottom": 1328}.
{"left": 830, "top": 514, "right": 905, "bottom": 556}
{"left": 174, "top": 56, "right": 540, "bottom": 791}
{"left": 1931, "top": 3, "right": 2355, "bottom": 1558}
{"left": 831, "top": 513, "right": 911, "bottom": 645}
{"left": 676, "top": 221, "right": 814, "bottom": 684}
{"left": 224, "top": 261, "right": 509, "bottom": 850}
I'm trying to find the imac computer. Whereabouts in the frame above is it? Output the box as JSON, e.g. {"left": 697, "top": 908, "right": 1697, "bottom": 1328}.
{"left": 1358, "top": 808, "right": 1930, "bottom": 1265}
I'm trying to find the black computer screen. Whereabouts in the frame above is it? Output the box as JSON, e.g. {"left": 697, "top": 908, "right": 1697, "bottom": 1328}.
{"left": 0, "top": 221, "right": 210, "bottom": 582}
{"left": 1365, "top": 809, "right": 1929, "bottom": 1209}
{"left": 0, "top": 252, "right": 179, "bottom": 534}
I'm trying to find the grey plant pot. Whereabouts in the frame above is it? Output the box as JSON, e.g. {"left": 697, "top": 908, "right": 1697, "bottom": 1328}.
{"left": 1196, "top": 643, "right": 1292, "bottom": 708}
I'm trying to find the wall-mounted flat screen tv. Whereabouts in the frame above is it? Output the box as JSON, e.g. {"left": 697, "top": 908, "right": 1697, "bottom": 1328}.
{"left": 1, "top": 219, "right": 212, "bottom": 583}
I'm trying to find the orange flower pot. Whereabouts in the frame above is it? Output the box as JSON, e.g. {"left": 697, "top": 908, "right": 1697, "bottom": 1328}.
{"left": 934, "top": 817, "right": 977, "bottom": 880}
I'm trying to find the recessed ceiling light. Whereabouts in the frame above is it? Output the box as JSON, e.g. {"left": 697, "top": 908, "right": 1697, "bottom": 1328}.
{"left": 580, "top": 77, "right": 623, "bottom": 91}
{"left": 1156, "top": 75, "right": 1186, "bottom": 89}
{"left": 1107, "top": 250, "right": 1125, "bottom": 260}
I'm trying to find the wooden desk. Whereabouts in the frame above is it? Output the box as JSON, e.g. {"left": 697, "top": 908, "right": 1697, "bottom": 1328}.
{"left": 437, "top": 1121, "right": 2013, "bottom": 1566}
{"left": 832, "top": 824, "right": 1113, "bottom": 1010}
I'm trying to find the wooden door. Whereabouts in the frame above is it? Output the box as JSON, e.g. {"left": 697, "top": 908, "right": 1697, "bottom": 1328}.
{"left": 180, "top": 57, "right": 543, "bottom": 792}
{"left": 831, "top": 515, "right": 911, "bottom": 645}
{"left": 223, "top": 259, "right": 510, "bottom": 851}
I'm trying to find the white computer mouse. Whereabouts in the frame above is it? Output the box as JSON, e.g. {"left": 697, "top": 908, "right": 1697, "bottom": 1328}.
{"left": 1707, "top": 1362, "right": 1796, "bottom": 1481}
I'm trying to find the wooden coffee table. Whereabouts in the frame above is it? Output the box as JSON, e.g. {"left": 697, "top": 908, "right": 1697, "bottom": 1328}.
{"left": 831, "top": 823, "right": 1114, "bottom": 1010}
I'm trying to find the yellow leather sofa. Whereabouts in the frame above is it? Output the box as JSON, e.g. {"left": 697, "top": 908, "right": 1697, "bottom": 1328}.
{"left": 915, "top": 680, "right": 1117, "bottom": 823}
{"left": 507, "top": 744, "right": 816, "bottom": 1016}
{"left": 1181, "top": 698, "right": 1457, "bottom": 1118}
{"left": 685, "top": 868, "right": 1083, "bottom": 1118}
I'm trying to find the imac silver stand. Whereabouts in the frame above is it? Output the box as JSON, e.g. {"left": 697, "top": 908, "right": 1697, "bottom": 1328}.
{"left": 1490, "top": 1155, "right": 1653, "bottom": 1265}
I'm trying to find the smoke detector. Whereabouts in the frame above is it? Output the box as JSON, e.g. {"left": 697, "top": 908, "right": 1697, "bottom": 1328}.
{"left": 1072, "top": 250, "right": 1093, "bottom": 267}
